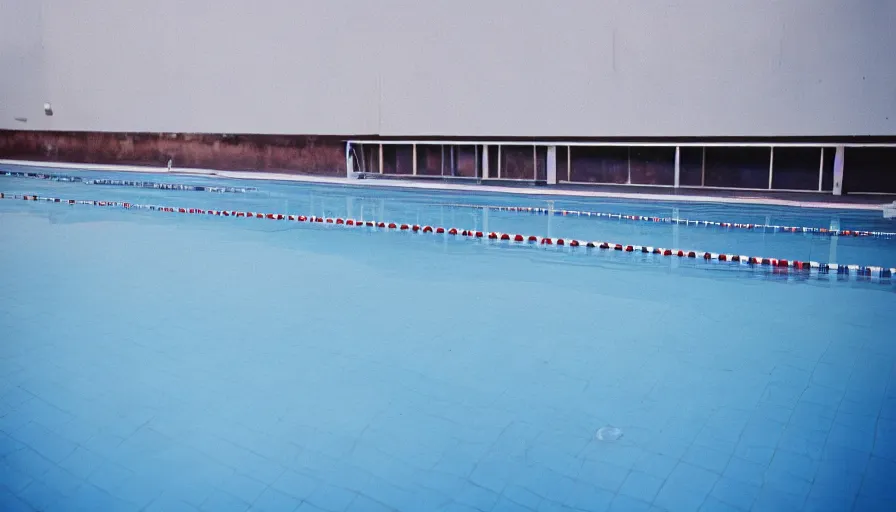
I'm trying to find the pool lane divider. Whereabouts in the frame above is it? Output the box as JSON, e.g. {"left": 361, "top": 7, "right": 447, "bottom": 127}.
{"left": 4, "top": 192, "right": 894, "bottom": 282}
{"left": 442, "top": 202, "right": 896, "bottom": 239}
{"left": 2, "top": 171, "right": 257, "bottom": 193}
{"left": 9, "top": 170, "right": 890, "bottom": 237}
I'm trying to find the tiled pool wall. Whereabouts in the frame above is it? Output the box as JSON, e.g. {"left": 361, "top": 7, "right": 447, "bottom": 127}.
{"left": 3, "top": 131, "right": 896, "bottom": 193}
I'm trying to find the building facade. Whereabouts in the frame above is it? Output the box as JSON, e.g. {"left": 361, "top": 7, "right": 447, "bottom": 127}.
{"left": 2, "top": 0, "right": 895, "bottom": 192}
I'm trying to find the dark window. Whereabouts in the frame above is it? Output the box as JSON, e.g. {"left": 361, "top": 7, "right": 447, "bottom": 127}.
{"left": 557, "top": 146, "right": 570, "bottom": 182}
{"left": 415, "top": 145, "right": 443, "bottom": 176}
{"left": 630, "top": 147, "right": 675, "bottom": 186}
{"left": 771, "top": 147, "right": 821, "bottom": 191}
{"left": 535, "top": 146, "right": 548, "bottom": 181}
{"left": 455, "top": 146, "right": 478, "bottom": 178}
{"left": 843, "top": 147, "right": 896, "bottom": 193}
{"left": 569, "top": 146, "right": 628, "bottom": 184}
{"left": 500, "top": 146, "right": 534, "bottom": 180}
{"left": 679, "top": 147, "right": 704, "bottom": 186}
{"left": 360, "top": 144, "right": 380, "bottom": 173}
{"left": 382, "top": 145, "right": 413, "bottom": 175}
{"left": 487, "top": 145, "right": 499, "bottom": 179}
{"left": 821, "top": 147, "right": 836, "bottom": 191}
{"left": 704, "top": 147, "right": 771, "bottom": 189}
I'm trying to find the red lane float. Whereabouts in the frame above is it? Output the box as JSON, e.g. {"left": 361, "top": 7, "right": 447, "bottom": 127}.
{"left": 2, "top": 192, "right": 893, "bottom": 282}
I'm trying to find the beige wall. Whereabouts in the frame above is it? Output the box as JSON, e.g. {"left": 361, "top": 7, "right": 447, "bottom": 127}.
{"left": 2, "top": 0, "right": 895, "bottom": 137}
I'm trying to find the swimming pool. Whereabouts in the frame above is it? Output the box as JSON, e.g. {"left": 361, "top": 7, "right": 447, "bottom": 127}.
{"left": 2, "top": 165, "right": 895, "bottom": 512}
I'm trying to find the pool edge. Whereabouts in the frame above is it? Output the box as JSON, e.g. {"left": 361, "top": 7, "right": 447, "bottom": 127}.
{"left": 1, "top": 158, "right": 890, "bottom": 212}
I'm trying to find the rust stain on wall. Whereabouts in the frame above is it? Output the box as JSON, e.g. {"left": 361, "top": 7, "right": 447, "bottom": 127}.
{"left": 0, "top": 131, "right": 346, "bottom": 175}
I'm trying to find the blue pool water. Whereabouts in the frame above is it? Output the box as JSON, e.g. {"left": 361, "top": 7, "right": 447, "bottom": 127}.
{"left": 1, "top": 166, "right": 896, "bottom": 512}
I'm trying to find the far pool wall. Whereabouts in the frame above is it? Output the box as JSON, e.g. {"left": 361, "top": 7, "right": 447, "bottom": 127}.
{"left": 3, "top": 131, "right": 896, "bottom": 194}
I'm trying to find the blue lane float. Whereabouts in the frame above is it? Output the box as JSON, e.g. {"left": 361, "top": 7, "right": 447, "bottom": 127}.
{"left": 1, "top": 171, "right": 257, "bottom": 193}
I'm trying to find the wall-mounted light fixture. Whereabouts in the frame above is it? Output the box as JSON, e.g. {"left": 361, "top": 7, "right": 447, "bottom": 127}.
{"left": 44, "top": 103, "right": 53, "bottom": 116}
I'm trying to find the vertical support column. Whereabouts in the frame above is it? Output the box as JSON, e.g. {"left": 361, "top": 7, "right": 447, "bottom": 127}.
{"left": 482, "top": 146, "right": 490, "bottom": 179}
{"left": 833, "top": 145, "right": 845, "bottom": 195}
{"left": 412, "top": 144, "right": 417, "bottom": 175}
{"left": 378, "top": 144, "right": 384, "bottom": 174}
{"left": 497, "top": 145, "right": 502, "bottom": 179}
{"left": 450, "top": 146, "right": 456, "bottom": 177}
{"left": 818, "top": 147, "right": 825, "bottom": 192}
{"left": 626, "top": 146, "right": 632, "bottom": 184}
{"left": 674, "top": 146, "right": 681, "bottom": 188}
{"left": 474, "top": 145, "right": 479, "bottom": 178}
{"left": 768, "top": 146, "right": 775, "bottom": 190}
{"left": 701, "top": 146, "right": 706, "bottom": 187}
{"left": 345, "top": 143, "right": 353, "bottom": 178}
{"left": 546, "top": 146, "right": 558, "bottom": 185}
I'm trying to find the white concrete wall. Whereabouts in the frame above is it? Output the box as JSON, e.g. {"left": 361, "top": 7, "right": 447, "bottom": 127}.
{"left": 2, "top": 0, "right": 895, "bottom": 137}
{"left": 0, "top": 0, "right": 47, "bottom": 129}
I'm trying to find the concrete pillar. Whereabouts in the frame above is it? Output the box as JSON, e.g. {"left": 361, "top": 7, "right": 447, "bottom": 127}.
{"left": 833, "top": 145, "right": 845, "bottom": 195}
{"left": 546, "top": 146, "right": 558, "bottom": 185}
{"left": 345, "top": 143, "right": 354, "bottom": 178}
{"left": 674, "top": 146, "right": 681, "bottom": 188}
{"left": 482, "top": 146, "right": 489, "bottom": 179}
{"left": 701, "top": 147, "right": 706, "bottom": 187}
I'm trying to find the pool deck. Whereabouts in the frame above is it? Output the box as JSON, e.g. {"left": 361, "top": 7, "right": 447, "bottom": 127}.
{"left": 2, "top": 158, "right": 894, "bottom": 211}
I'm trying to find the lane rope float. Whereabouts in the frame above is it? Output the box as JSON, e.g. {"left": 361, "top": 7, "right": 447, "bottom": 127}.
{"left": 3, "top": 192, "right": 894, "bottom": 283}
{"left": 2, "top": 171, "right": 257, "bottom": 193}
{"left": 441, "top": 202, "right": 896, "bottom": 239}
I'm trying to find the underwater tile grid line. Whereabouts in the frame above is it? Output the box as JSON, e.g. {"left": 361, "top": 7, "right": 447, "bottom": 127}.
{"left": 0, "top": 168, "right": 895, "bottom": 512}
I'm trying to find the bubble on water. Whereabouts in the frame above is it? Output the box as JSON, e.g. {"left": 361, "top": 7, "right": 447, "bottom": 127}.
{"left": 596, "top": 426, "right": 623, "bottom": 442}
